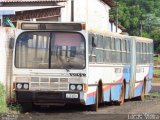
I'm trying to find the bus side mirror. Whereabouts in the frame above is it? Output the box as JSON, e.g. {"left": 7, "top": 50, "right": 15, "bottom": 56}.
{"left": 9, "top": 37, "right": 15, "bottom": 49}
{"left": 92, "top": 37, "right": 96, "bottom": 48}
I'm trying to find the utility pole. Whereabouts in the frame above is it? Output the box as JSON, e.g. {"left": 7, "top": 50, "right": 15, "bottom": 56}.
{"left": 140, "top": 21, "right": 143, "bottom": 37}
{"left": 116, "top": 1, "right": 118, "bottom": 33}
{"left": 0, "top": 15, "right": 3, "bottom": 26}
{"left": 86, "top": 0, "right": 88, "bottom": 30}
{"left": 71, "top": 0, "right": 74, "bottom": 22}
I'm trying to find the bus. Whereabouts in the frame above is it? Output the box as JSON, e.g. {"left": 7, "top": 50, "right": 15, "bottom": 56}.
{"left": 5, "top": 21, "right": 153, "bottom": 111}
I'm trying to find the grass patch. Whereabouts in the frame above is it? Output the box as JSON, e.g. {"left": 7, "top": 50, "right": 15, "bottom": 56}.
{"left": 153, "top": 67, "right": 160, "bottom": 83}
{"left": 0, "top": 83, "right": 8, "bottom": 113}
{"left": 154, "top": 69, "right": 160, "bottom": 74}
{"left": 8, "top": 104, "right": 22, "bottom": 113}
{"left": 153, "top": 56, "right": 160, "bottom": 83}
{"left": 145, "top": 92, "right": 160, "bottom": 100}
{"left": 149, "top": 92, "right": 160, "bottom": 97}
{"left": 0, "top": 83, "right": 21, "bottom": 114}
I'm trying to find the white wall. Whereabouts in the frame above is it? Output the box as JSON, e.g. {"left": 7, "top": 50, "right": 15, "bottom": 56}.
{"left": 60, "top": 0, "right": 111, "bottom": 32}
{"left": 0, "top": 28, "right": 14, "bottom": 86}
{"left": 109, "top": 22, "right": 122, "bottom": 33}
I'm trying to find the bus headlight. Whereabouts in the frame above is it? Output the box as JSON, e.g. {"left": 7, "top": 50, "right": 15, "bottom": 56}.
{"left": 70, "top": 84, "right": 76, "bottom": 90}
{"left": 69, "top": 84, "right": 83, "bottom": 91}
{"left": 16, "top": 83, "right": 22, "bottom": 89}
{"left": 16, "top": 83, "right": 29, "bottom": 90}
{"left": 23, "top": 83, "right": 29, "bottom": 90}
{"left": 77, "top": 84, "right": 83, "bottom": 91}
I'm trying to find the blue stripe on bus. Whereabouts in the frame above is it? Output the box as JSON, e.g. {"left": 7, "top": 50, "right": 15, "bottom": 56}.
{"left": 123, "top": 65, "right": 131, "bottom": 99}
{"left": 124, "top": 65, "right": 131, "bottom": 83}
{"left": 134, "top": 83, "right": 143, "bottom": 97}
{"left": 103, "top": 89, "right": 110, "bottom": 102}
{"left": 146, "top": 80, "right": 152, "bottom": 93}
{"left": 149, "top": 66, "right": 153, "bottom": 79}
{"left": 86, "top": 94, "right": 96, "bottom": 105}
{"left": 85, "top": 65, "right": 153, "bottom": 105}
{"left": 125, "top": 83, "right": 130, "bottom": 99}
{"left": 110, "top": 84, "right": 121, "bottom": 101}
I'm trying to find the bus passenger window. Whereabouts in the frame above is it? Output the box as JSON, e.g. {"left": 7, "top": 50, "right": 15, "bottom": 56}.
{"left": 94, "top": 34, "right": 103, "bottom": 63}
{"left": 121, "top": 40, "right": 127, "bottom": 63}
{"left": 88, "top": 33, "right": 96, "bottom": 63}
{"left": 103, "top": 36, "right": 111, "bottom": 63}
{"left": 115, "top": 38, "right": 121, "bottom": 63}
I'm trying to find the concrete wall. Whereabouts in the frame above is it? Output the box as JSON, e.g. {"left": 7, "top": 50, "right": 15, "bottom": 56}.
{"left": 109, "top": 22, "right": 122, "bottom": 33}
{"left": 60, "top": 0, "right": 111, "bottom": 32}
{"left": 0, "top": 28, "right": 14, "bottom": 87}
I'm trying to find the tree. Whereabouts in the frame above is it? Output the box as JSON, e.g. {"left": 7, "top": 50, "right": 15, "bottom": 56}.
{"left": 110, "top": 0, "right": 160, "bottom": 41}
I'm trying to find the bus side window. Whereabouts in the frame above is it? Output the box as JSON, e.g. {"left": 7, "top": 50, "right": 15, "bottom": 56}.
{"left": 121, "top": 39, "right": 126, "bottom": 64}
{"left": 136, "top": 42, "right": 139, "bottom": 64}
{"left": 126, "top": 40, "right": 131, "bottom": 63}
{"left": 146, "top": 43, "right": 149, "bottom": 63}
{"left": 88, "top": 33, "right": 96, "bottom": 62}
{"left": 149, "top": 42, "right": 153, "bottom": 63}
{"left": 96, "top": 35, "right": 103, "bottom": 63}
{"left": 103, "top": 36, "right": 111, "bottom": 63}
{"left": 111, "top": 37, "right": 115, "bottom": 63}
{"left": 115, "top": 38, "right": 121, "bottom": 63}
{"left": 143, "top": 43, "right": 147, "bottom": 63}
{"left": 140, "top": 42, "right": 143, "bottom": 64}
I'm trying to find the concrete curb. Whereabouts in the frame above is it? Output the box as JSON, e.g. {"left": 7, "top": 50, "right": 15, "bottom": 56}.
{"left": 152, "top": 83, "right": 160, "bottom": 86}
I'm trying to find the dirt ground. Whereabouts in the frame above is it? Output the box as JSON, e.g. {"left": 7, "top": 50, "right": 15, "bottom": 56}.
{"left": 1, "top": 90, "right": 160, "bottom": 120}
{"left": 14, "top": 96, "right": 160, "bottom": 120}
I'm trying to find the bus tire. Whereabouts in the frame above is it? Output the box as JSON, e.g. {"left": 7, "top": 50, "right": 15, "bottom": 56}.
{"left": 118, "top": 82, "right": 125, "bottom": 105}
{"left": 20, "top": 102, "right": 32, "bottom": 113}
{"left": 90, "top": 89, "right": 98, "bottom": 111}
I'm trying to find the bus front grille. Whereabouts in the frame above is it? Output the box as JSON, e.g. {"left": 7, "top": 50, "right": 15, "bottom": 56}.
{"left": 30, "top": 77, "right": 69, "bottom": 91}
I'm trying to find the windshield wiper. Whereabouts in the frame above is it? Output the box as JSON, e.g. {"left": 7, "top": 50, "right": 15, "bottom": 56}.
{"left": 59, "top": 57, "right": 71, "bottom": 72}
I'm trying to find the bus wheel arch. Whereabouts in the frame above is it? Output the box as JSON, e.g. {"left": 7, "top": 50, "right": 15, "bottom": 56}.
{"left": 98, "top": 80, "right": 103, "bottom": 104}
{"left": 139, "top": 78, "right": 146, "bottom": 101}
{"left": 89, "top": 80, "right": 103, "bottom": 111}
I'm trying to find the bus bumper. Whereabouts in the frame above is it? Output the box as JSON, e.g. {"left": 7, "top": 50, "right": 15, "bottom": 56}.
{"left": 15, "top": 91, "right": 81, "bottom": 104}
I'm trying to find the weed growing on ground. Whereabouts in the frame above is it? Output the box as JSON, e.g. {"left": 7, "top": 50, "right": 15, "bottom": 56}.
{"left": 0, "top": 83, "right": 8, "bottom": 113}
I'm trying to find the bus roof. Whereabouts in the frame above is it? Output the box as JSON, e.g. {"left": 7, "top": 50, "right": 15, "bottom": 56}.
{"left": 16, "top": 21, "right": 85, "bottom": 31}
{"left": 89, "top": 29, "right": 153, "bottom": 43}
{"left": 89, "top": 29, "right": 129, "bottom": 39}
{"left": 133, "top": 36, "right": 153, "bottom": 43}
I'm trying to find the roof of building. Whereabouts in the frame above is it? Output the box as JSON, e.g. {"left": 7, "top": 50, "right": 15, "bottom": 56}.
{"left": 0, "top": 6, "right": 61, "bottom": 11}
{"left": 101, "top": 0, "right": 116, "bottom": 7}
{"left": 109, "top": 18, "right": 126, "bottom": 31}
{"left": 0, "top": 0, "right": 66, "bottom": 2}
{"left": 1, "top": 0, "right": 116, "bottom": 7}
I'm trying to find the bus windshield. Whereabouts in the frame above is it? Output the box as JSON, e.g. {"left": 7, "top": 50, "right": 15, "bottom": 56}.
{"left": 15, "top": 32, "right": 85, "bottom": 69}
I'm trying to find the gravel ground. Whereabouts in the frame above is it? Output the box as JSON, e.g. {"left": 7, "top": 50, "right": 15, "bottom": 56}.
{"left": 1, "top": 85, "right": 160, "bottom": 120}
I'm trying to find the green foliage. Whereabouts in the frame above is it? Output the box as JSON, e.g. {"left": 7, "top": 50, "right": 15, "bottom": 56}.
{"left": 150, "top": 29, "right": 160, "bottom": 41}
{"left": 0, "top": 83, "right": 8, "bottom": 113}
{"left": 110, "top": 0, "right": 160, "bottom": 42}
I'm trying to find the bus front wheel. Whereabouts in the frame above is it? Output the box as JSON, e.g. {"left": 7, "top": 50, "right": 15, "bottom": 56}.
{"left": 19, "top": 102, "right": 32, "bottom": 113}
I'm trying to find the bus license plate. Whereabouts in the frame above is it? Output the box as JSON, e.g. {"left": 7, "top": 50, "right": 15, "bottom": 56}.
{"left": 66, "top": 93, "right": 78, "bottom": 99}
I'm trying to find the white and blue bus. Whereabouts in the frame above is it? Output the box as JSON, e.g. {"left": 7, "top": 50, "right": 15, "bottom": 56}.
{"left": 7, "top": 21, "right": 153, "bottom": 111}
